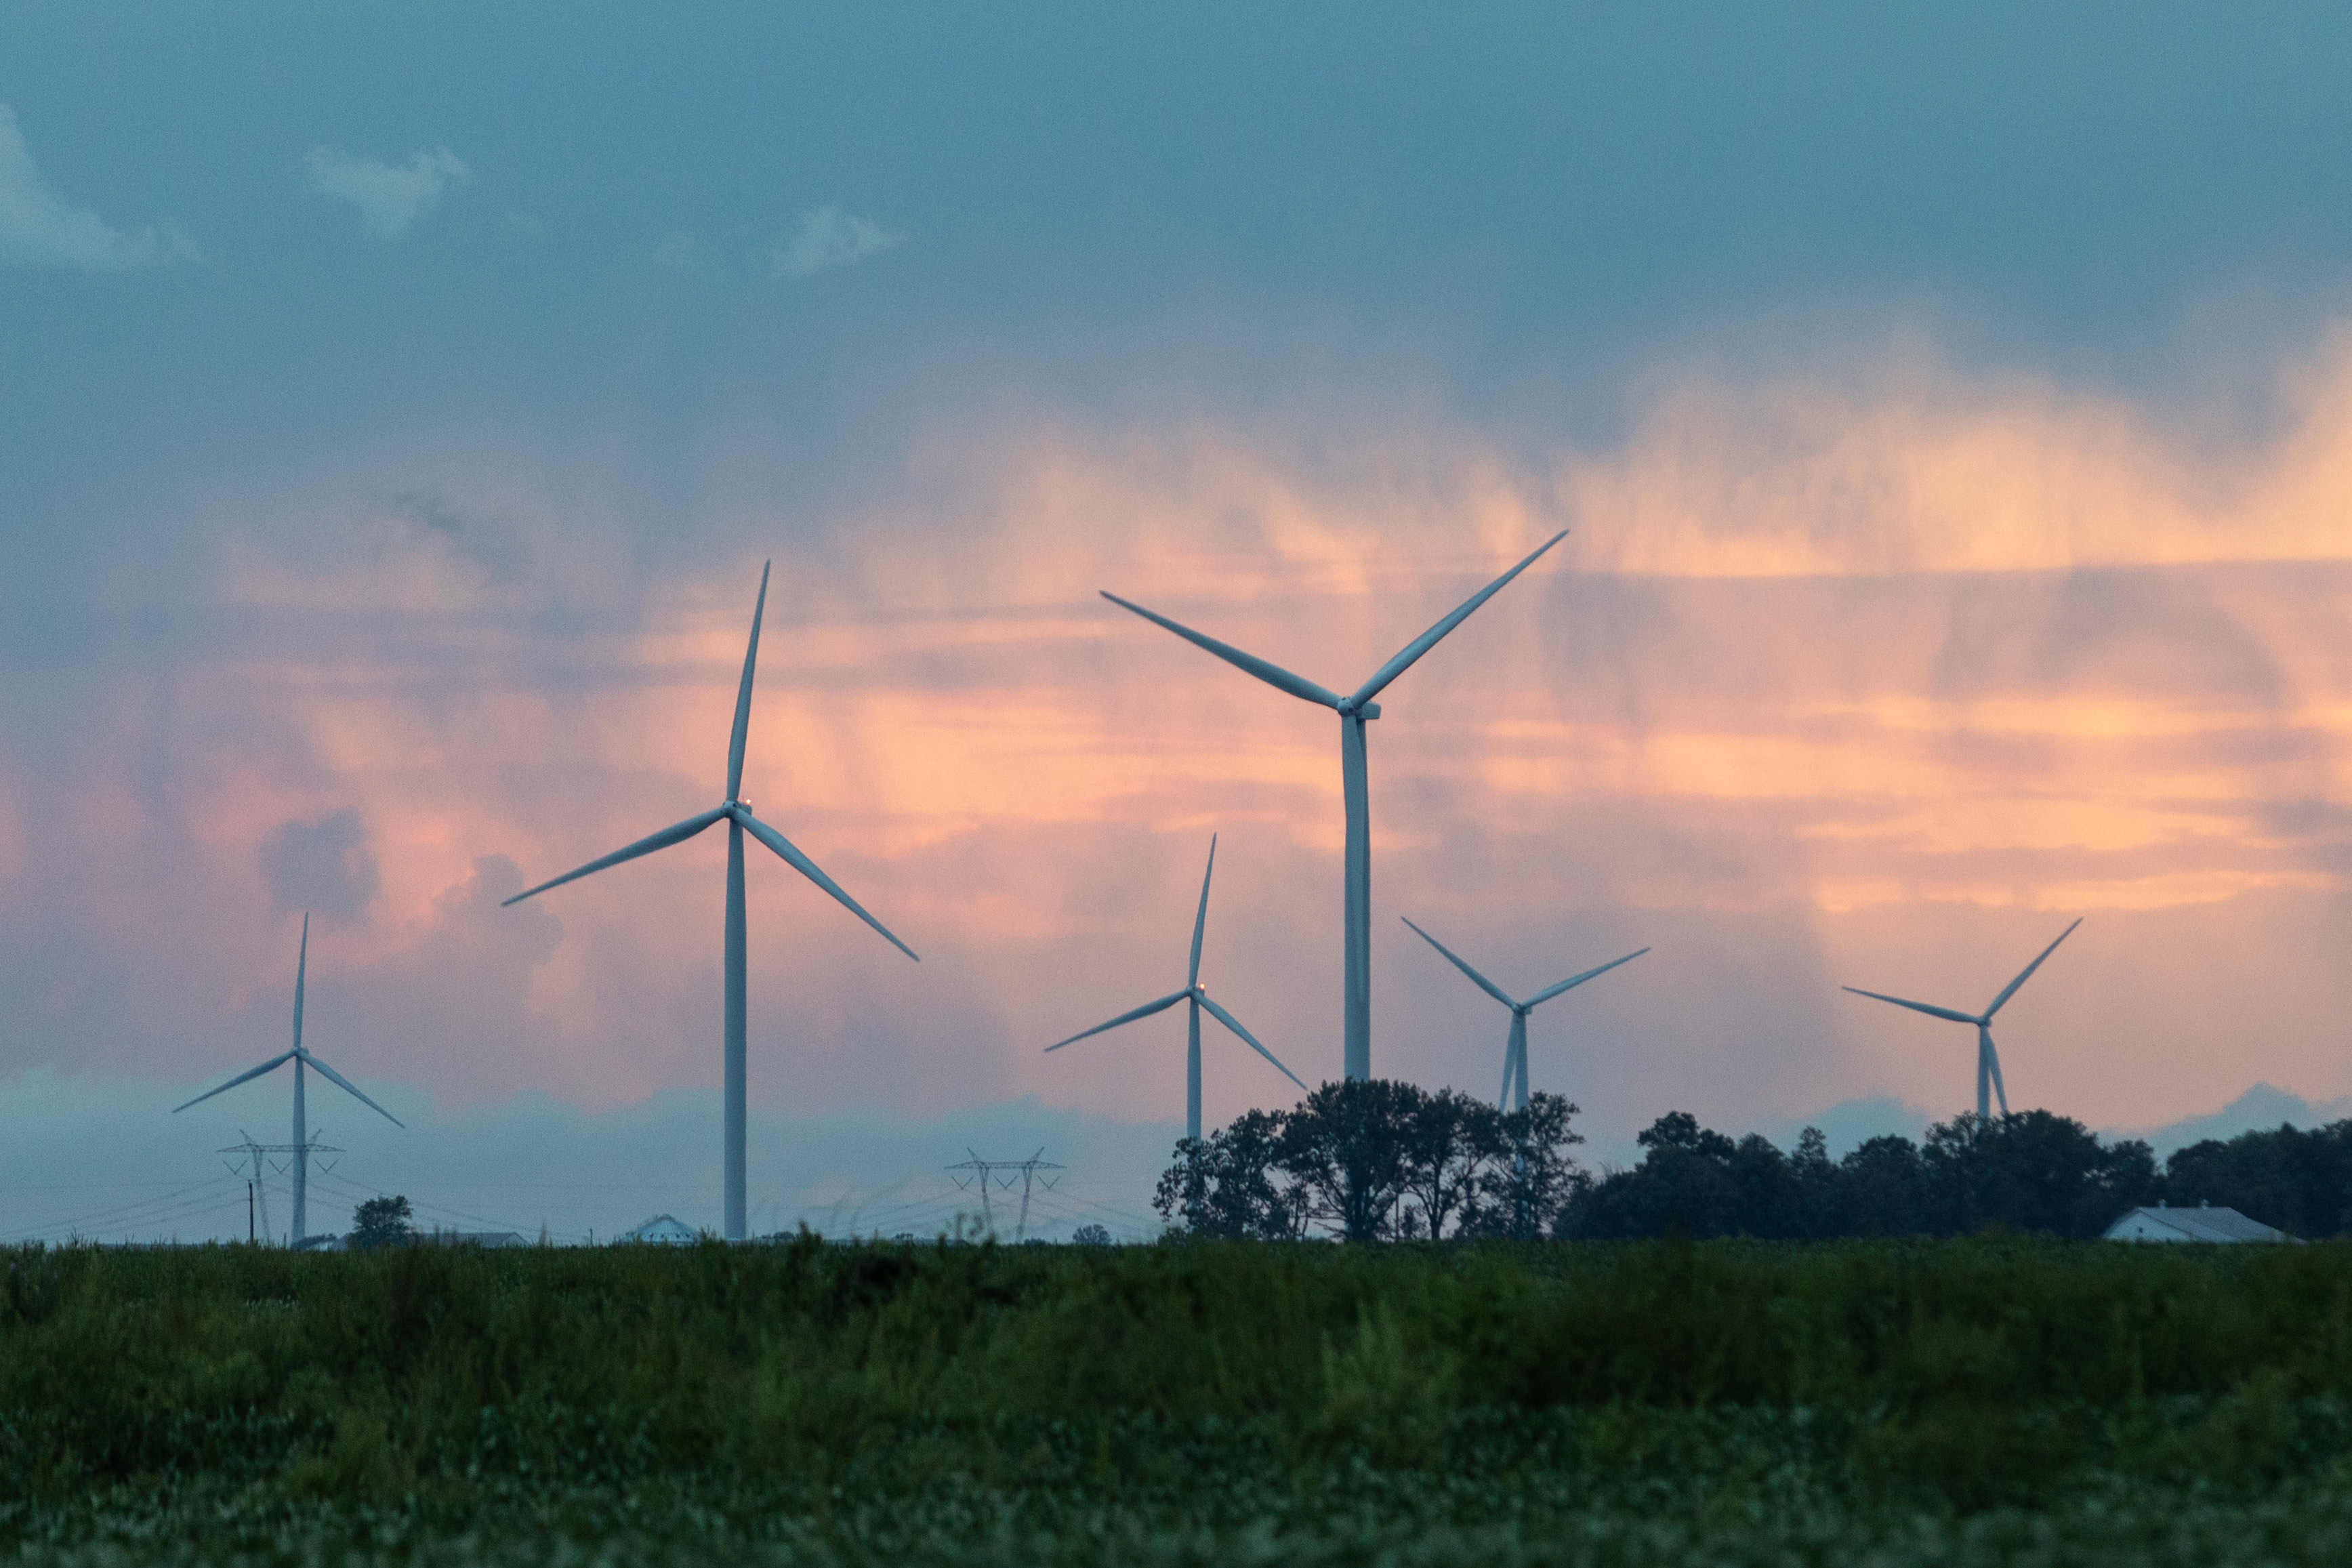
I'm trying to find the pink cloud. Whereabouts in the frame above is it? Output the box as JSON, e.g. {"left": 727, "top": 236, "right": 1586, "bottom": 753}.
{"left": 5, "top": 327, "right": 2350, "bottom": 1147}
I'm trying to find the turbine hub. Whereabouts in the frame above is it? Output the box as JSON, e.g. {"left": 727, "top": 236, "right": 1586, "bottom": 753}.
{"left": 1336, "top": 699, "right": 1382, "bottom": 720}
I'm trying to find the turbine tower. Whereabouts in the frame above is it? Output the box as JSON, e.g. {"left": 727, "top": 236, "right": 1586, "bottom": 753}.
{"left": 1046, "top": 834, "right": 1305, "bottom": 1139}
{"left": 1842, "top": 918, "right": 2082, "bottom": 1119}
{"left": 1402, "top": 919, "right": 1647, "bottom": 1109}
{"left": 503, "top": 562, "right": 918, "bottom": 1241}
{"left": 175, "top": 913, "right": 403, "bottom": 1245}
{"left": 1102, "top": 531, "right": 1566, "bottom": 1081}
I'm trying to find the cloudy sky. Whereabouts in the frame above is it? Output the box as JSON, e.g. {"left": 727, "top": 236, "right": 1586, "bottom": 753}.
{"left": 5, "top": 4, "right": 2351, "bottom": 1241}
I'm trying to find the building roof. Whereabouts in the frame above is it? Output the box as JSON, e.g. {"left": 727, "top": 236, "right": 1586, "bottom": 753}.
{"left": 2105, "top": 1205, "right": 2289, "bottom": 1243}
{"left": 620, "top": 1214, "right": 699, "bottom": 1245}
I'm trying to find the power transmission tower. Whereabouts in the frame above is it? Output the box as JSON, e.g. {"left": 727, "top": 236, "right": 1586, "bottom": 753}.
{"left": 220, "top": 1133, "right": 342, "bottom": 1246}
{"left": 945, "top": 1148, "right": 1065, "bottom": 1240}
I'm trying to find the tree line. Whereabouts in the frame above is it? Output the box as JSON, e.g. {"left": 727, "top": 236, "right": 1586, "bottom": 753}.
{"left": 1155, "top": 1080, "right": 2352, "bottom": 1240}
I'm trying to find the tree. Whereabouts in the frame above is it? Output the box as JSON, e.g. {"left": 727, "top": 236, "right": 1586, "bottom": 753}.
{"left": 2162, "top": 1120, "right": 2352, "bottom": 1237}
{"left": 1470, "top": 1093, "right": 1586, "bottom": 1239}
{"left": 1392, "top": 1087, "right": 1497, "bottom": 1239}
{"left": 1788, "top": 1127, "right": 1841, "bottom": 1239}
{"left": 1070, "top": 1224, "right": 1112, "bottom": 1246}
{"left": 1152, "top": 1109, "right": 1301, "bottom": 1238}
{"left": 1564, "top": 1111, "right": 1750, "bottom": 1239}
{"left": 350, "top": 1195, "right": 414, "bottom": 1250}
{"left": 1154, "top": 1080, "right": 1590, "bottom": 1243}
{"left": 1279, "top": 1079, "right": 1424, "bottom": 1241}
{"left": 1839, "top": 1134, "right": 1928, "bottom": 1235}
{"left": 1922, "top": 1111, "right": 2156, "bottom": 1237}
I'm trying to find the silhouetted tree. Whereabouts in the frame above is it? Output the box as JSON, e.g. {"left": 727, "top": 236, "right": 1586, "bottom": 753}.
{"left": 1155, "top": 1081, "right": 1592, "bottom": 1241}
{"left": 1466, "top": 1093, "right": 1588, "bottom": 1239}
{"left": 2162, "top": 1119, "right": 2352, "bottom": 1236}
{"left": 1152, "top": 1109, "right": 1300, "bottom": 1238}
{"left": 1922, "top": 1111, "right": 2157, "bottom": 1238}
{"left": 1565, "top": 1107, "right": 2160, "bottom": 1240}
{"left": 1564, "top": 1112, "right": 1750, "bottom": 1239}
{"left": 1392, "top": 1086, "right": 1496, "bottom": 1239}
{"left": 1838, "top": 1134, "right": 1928, "bottom": 1235}
{"left": 1281, "top": 1079, "right": 1424, "bottom": 1240}
{"left": 350, "top": 1195, "right": 413, "bottom": 1250}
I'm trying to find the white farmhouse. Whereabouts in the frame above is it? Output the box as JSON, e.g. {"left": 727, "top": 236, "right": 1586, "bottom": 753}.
{"left": 2105, "top": 1204, "right": 2289, "bottom": 1243}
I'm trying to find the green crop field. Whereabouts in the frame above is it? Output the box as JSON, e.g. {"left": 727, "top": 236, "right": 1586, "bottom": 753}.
{"left": 7, "top": 1235, "right": 2352, "bottom": 1565}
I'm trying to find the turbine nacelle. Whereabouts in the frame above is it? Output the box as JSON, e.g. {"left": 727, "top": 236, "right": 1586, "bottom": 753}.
{"left": 1335, "top": 697, "right": 1382, "bottom": 720}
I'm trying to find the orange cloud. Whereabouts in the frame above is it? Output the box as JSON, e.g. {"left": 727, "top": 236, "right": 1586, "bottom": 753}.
{"left": 33, "top": 325, "right": 2345, "bottom": 1138}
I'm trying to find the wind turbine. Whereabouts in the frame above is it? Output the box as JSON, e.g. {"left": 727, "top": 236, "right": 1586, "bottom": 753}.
{"left": 1102, "top": 531, "right": 1567, "bottom": 1081}
{"left": 502, "top": 562, "right": 917, "bottom": 1241}
{"left": 1046, "top": 834, "right": 1306, "bottom": 1140}
{"left": 1842, "top": 918, "right": 2082, "bottom": 1120}
{"left": 1402, "top": 919, "right": 1647, "bottom": 1109}
{"left": 175, "top": 913, "right": 403, "bottom": 1245}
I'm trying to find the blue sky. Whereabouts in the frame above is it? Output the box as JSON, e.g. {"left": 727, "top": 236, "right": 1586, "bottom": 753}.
{"left": 5, "top": 4, "right": 2352, "bottom": 1240}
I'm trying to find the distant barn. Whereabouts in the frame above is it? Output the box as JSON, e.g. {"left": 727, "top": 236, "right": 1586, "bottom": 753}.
{"left": 620, "top": 1214, "right": 699, "bottom": 1245}
{"left": 426, "top": 1230, "right": 528, "bottom": 1248}
{"left": 2105, "top": 1204, "right": 2289, "bottom": 1243}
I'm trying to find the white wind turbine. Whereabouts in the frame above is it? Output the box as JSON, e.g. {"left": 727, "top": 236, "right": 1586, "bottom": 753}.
{"left": 502, "top": 562, "right": 917, "bottom": 1240}
{"left": 1045, "top": 834, "right": 1306, "bottom": 1140}
{"left": 1842, "top": 918, "right": 2082, "bottom": 1120}
{"left": 1102, "top": 531, "right": 1567, "bottom": 1081}
{"left": 175, "top": 913, "right": 403, "bottom": 1245}
{"left": 1402, "top": 918, "right": 1647, "bottom": 1109}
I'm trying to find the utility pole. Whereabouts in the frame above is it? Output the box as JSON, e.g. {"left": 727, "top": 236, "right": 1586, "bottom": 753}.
{"left": 945, "top": 1149, "right": 1064, "bottom": 1241}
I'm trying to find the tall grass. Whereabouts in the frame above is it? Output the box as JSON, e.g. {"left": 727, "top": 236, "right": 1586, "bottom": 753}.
{"left": 5, "top": 1235, "right": 2351, "bottom": 1525}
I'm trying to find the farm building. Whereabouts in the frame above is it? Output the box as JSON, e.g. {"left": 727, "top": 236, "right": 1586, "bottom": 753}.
{"left": 620, "top": 1214, "right": 699, "bottom": 1245}
{"left": 2104, "top": 1204, "right": 2289, "bottom": 1243}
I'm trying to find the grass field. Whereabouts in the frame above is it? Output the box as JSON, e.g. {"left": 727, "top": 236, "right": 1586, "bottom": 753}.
{"left": 7, "top": 1235, "right": 2352, "bottom": 1564}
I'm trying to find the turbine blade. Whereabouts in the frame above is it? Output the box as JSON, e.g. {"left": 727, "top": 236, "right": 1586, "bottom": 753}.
{"left": 734, "top": 808, "right": 920, "bottom": 961}
{"left": 1189, "top": 834, "right": 1216, "bottom": 989}
{"left": 293, "top": 911, "right": 309, "bottom": 1056}
{"left": 298, "top": 1051, "right": 406, "bottom": 1129}
{"left": 501, "top": 806, "right": 730, "bottom": 907}
{"left": 1401, "top": 917, "right": 1515, "bottom": 1009}
{"left": 1350, "top": 531, "right": 1568, "bottom": 705}
{"left": 1098, "top": 592, "right": 1342, "bottom": 708}
{"left": 1044, "top": 989, "right": 1189, "bottom": 1051}
{"left": 1987, "top": 1035, "right": 2011, "bottom": 1116}
{"left": 1841, "top": 986, "right": 1981, "bottom": 1025}
{"left": 1983, "top": 917, "right": 2082, "bottom": 1020}
{"left": 1525, "top": 947, "right": 1650, "bottom": 1008}
{"left": 726, "top": 561, "right": 771, "bottom": 802}
{"left": 172, "top": 1051, "right": 297, "bottom": 1114}
{"left": 1197, "top": 992, "right": 1308, "bottom": 1092}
